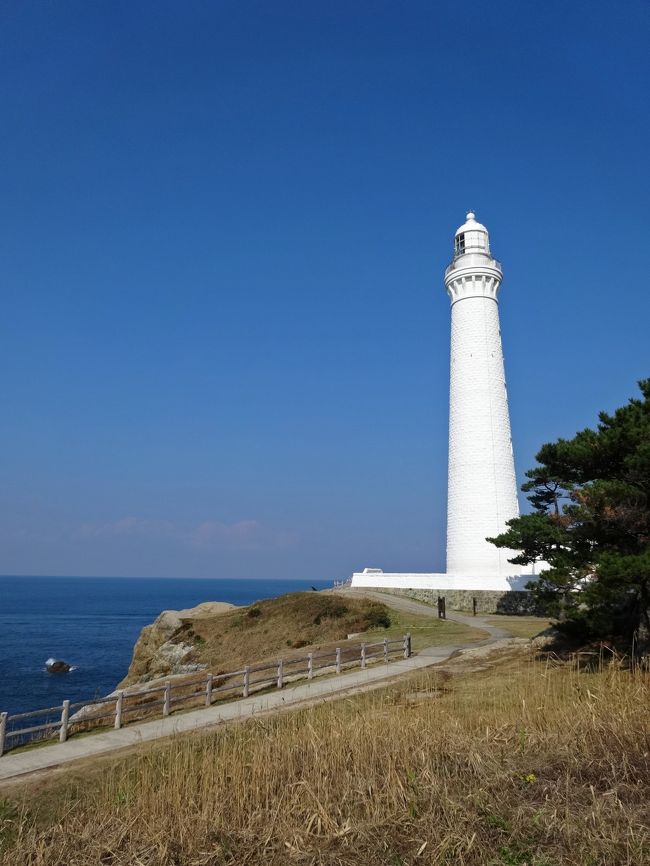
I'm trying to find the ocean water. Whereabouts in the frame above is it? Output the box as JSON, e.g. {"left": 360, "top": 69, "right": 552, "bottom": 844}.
{"left": 0, "top": 576, "right": 331, "bottom": 718}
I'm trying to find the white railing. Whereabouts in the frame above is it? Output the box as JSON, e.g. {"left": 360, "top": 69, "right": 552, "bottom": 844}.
{"left": 0, "top": 634, "right": 412, "bottom": 756}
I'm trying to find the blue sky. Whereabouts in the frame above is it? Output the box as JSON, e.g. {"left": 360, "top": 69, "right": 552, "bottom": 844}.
{"left": 1, "top": 0, "right": 648, "bottom": 579}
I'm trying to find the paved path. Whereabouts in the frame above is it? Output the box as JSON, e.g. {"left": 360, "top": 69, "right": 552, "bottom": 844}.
{"left": 337, "top": 588, "right": 511, "bottom": 642}
{"left": 0, "top": 591, "right": 509, "bottom": 785}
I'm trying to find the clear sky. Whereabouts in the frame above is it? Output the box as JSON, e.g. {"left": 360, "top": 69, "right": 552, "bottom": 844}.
{"left": 1, "top": 1, "right": 648, "bottom": 580}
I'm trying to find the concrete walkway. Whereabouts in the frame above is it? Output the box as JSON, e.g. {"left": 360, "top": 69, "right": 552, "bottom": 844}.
{"left": 337, "top": 587, "right": 511, "bottom": 642}
{"left": 0, "top": 591, "right": 507, "bottom": 785}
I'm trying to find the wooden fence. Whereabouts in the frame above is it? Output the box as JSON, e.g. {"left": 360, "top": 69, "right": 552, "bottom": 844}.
{"left": 0, "top": 634, "right": 411, "bottom": 757}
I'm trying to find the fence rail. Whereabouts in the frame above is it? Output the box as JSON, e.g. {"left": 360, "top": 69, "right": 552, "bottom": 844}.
{"left": 0, "top": 634, "right": 411, "bottom": 757}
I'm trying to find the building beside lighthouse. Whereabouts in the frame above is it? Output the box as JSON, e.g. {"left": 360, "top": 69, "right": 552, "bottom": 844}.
{"left": 350, "top": 212, "right": 538, "bottom": 611}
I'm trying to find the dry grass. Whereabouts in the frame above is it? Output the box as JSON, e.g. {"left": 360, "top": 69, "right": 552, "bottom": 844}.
{"left": 2, "top": 648, "right": 648, "bottom": 866}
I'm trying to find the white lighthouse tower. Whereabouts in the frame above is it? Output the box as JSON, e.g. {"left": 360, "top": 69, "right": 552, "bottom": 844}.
{"left": 444, "top": 212, "right": 520, "bottom": 579}
{"left": 350, "top": 211, "right": 536, "bottom": 607}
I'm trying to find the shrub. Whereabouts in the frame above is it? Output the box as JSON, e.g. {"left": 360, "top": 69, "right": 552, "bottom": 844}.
{"left": 312, "top": 598, "right": 348, "bottom": 625}
{"left": 363, "top": 604, "right": 391, "bottom": 629}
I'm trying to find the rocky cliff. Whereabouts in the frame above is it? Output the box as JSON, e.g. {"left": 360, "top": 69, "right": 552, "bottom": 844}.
{"left": 118, "top": 601, "right": 238, "bottom": 687}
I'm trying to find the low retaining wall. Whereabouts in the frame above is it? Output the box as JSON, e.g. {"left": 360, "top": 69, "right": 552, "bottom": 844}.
{"left": 373, "top": 587, "right": 547, "bottom": 616}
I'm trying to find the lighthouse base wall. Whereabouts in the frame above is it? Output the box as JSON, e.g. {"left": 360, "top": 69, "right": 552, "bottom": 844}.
{"left": 373, "top": 587, "right": 545, "bottom": 616}
{"left": 349, "top": 571, "right": 546, "bottom": 615}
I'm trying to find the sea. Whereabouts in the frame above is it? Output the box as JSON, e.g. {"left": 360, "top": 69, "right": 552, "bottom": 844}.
{"left": 0, "top": 576, "right": 331, "bottom": 718}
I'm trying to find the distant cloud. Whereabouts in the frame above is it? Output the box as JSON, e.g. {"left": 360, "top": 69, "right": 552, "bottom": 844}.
{"left": 75, "top": 516, "right": 298, "bottom": 551}
{"left": 189, "top": 519, "right": 297, "bottom": 551}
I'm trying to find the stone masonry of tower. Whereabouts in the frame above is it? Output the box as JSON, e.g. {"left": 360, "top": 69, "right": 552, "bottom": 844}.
{"left": 349, "top": 212, "right": 541, "bottom": 613}
{"left": 445, "top": 212, "right": 520, "bottom": 577}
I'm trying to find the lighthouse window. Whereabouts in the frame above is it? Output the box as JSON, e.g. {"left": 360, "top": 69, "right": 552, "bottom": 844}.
{"left": 455, "top": 233, "right": 465, "bottom": 255}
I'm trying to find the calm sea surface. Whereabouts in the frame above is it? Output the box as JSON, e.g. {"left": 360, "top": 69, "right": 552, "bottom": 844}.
{"left": 0, "top": 576, "right": 331, "bottom": 717}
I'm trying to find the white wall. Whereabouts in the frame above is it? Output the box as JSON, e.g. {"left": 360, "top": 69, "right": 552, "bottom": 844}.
{"left": 446, "top": 290, "right": 520, "bottom": 577}
{"left": 350, "top": 571, "right": 534, "bottom": 592}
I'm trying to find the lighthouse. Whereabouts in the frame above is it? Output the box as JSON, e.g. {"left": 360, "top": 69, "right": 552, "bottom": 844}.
{"left": 444, "top": 212, "right": 520, "bottom": 578}
{"left": 350, "top": 211, "right": 537, "bottom": 609}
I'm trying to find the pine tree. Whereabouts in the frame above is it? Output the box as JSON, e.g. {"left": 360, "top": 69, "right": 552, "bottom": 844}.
{"left": 488, "top": 380, "right": 650, "bottom": 648}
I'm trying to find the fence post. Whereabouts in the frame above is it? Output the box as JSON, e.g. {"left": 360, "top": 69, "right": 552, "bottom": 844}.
{"left": 0, "top": 712, "right": 7, "bottom": 757}
{"left": 383, "top": 637, "right": 389, "bottom": 663}
{"left": 361, "top": 643, "right": 366, "bottom": 669}
{"left": 472, "top": 597, "right": 477, "bottom": 617}
{"left": 163, "top": 682, "right": 171, "bottom": 717}
{"left": 205, "top": 673, "right": 213, "bottom": 707}
{"left": 243, "top": 666, "right": 250, "bottom": 698}
{"left": 114, "top": 691, "right": 124, "bottom": 730}
{"left": 59, "top": 700, "right": 70, "bottom": 743}
{"left": 335, "top": 647, "right": 341, "bottom": 674}
{"left": 403, "top": 633, "right": 412, "bottom": 659}
{"left": 307, "top": 652, "right": 313, "bottom": 679}
{"left": 277, "top": 659, "right": 284, "bottom": 689}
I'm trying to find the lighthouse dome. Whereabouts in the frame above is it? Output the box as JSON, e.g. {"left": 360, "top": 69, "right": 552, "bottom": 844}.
{"left": 453, "top": 211, "right": 490, "bottom": 256}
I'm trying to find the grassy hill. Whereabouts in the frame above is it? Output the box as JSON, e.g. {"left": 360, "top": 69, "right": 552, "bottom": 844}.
{"left": 121, "top": 592, "right": 396, "bottom": 686}
{"left": 120, "top": 591, "right": 489, "bottom": 688}
{"left": 176, "top": 591, "right": 393, "bottom": 671}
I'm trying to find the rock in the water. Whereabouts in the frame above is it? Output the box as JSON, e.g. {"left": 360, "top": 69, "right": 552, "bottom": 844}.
{"left": 46, "top": 657, "right": 72, "bottom": 673}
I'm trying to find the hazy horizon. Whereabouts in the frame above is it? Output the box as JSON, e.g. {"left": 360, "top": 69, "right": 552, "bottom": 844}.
{"left": 0, "top": 573, "right": 327, "bottom": 580}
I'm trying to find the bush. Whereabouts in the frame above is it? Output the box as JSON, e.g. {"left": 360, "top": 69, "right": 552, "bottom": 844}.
{"left": 312, "top": 598, "right": 349, "bottom": 625}
{"left": 362, "top": 604, "right": 391, "bottom": 630}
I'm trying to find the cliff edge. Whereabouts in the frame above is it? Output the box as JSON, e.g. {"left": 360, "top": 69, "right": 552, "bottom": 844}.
{"left": 118, "top": 601, "right": 238, "bottom": 687}
{"left": 118, "top": 592, "right": 392, "bottom": 688}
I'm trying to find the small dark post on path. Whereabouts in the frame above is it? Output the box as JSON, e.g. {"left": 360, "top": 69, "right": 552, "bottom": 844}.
{"left": 472, "top": 597, "right": 477, "bottom": 617}
{"left": 437, "top": 596, "right": 446, "bottom": 619}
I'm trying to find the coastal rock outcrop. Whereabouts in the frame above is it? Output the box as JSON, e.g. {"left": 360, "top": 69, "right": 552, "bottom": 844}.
{"left": 119, "top": 601, "right": 237, "bottom": 687}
